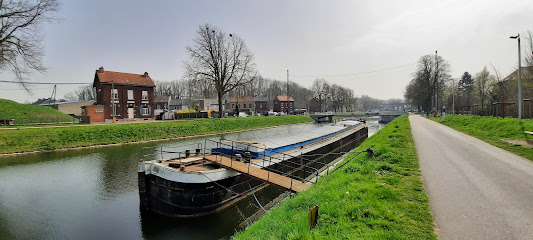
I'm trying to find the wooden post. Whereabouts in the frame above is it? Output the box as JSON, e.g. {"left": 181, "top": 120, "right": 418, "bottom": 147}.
{"left": 309, "top": 205, "right": 319, "bottom": 229}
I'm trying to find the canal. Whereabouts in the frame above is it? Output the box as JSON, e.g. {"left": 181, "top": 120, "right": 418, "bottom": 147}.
{"left": 0, "top": 117, "right": 385, "bottom": 240}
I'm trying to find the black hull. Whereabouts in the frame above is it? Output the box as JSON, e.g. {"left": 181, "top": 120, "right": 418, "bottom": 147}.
{"left": 139, "top": 126, "right": 368, "bottom": 218}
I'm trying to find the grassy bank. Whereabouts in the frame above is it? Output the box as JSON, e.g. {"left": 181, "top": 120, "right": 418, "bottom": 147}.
{"left": 0, "top": 116, "right": 312, "bottom": 154}
{"left": 431, "top": 115, "right": 533, "bottom": 161}
{"left": 233, "top": 115, "right": 436, "bottom": 239}
{"left": 0, "top": 99, "right": 76, "bottom": 124}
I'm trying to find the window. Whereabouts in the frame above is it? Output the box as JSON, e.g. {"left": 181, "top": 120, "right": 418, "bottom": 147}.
{"left": 249, "top": 104, "right": 252, "bottom": 108}
{"left": 111, "top": 88, "right": 118, "bottom": 99}
{"left": 232, "top": 104, "right": 235, "bottom": 108}
{"left": 142, "top": 91, "right": 148, "bottom": 100}
{"left": 140, "top": 105, "right": 152, "bottom": 115}
{"left": 113, "top": 105, "right": 120, "bottom": 116}
{"left": 128, "top": 90, "right": 133, "bottom": 100}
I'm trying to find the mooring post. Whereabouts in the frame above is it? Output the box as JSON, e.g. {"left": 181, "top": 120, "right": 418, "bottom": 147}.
{"left": 315, "top": 170, "right": 319, "bottom": 183}
{"left": 309, "top": 205, "right": 319, "bottom": 229}
{"left": 290, "top": 178, "right": 293, "bottom": 192}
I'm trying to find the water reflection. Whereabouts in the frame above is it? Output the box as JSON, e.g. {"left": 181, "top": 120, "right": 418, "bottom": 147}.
{"left": 0, "top": 119, "right": 385, "bottom": 239}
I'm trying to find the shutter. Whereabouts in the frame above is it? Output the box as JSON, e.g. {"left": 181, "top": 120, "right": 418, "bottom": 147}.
{"left": 140, "top": 106, "right": 143, "bottom": 115}
{"left": 148, "top": 105, "right": 152, "bottom": 115}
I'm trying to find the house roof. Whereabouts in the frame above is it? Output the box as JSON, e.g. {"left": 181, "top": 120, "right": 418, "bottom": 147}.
{"left": 94, "top": 67, "right": 155, "bottom": 87}
{"left": 503, "top": 66, "right": 533, "bottom": 81}
{"left": 230, "top": 97, "right": 254, "bottom": 103}
{"left": 254, "top": 96, "right": 269, "bottom": 102}
{"left": 155, "top": 96, "right": 169, "bottom": 103}
{"left": 275, "top": 95, "right": 294, "bottom": 102}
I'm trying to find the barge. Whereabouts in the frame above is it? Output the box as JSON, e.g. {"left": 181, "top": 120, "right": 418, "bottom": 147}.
{"left": 138, "top": 120, "right": 368, "bottom": 218}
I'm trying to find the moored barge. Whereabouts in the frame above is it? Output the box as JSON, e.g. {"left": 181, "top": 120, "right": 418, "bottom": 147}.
{"left": 138, "top": 120, "right": 368, "bottom": 218}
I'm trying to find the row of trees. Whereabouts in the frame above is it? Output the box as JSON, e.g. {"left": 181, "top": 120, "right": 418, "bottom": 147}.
{"left": 66, "top": 24, "right": 401, "bottom": 114}
{"left": 406, "top": 31, "right": 533, "bottom": 114}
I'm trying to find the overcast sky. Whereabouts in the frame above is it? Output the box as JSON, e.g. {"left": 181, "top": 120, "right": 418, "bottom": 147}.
{"left": 1, "top": 0, "right": 532, "bottom": 103}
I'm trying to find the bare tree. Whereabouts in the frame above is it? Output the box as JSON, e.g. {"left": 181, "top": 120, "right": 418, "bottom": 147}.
{"left": 524, "top": 30, "right": 533, "bottom": 68}
{"left": 311, "top": 79, "right": 329, "bottom": 111}
{"left": 64, "top": 85, "right": 95, "bottom": 101}
{"left": 0, "top": 0, "right": 60, "bottom": 88}
{"left": 474, "top": 66, "right": 494, "bottom": 111}
{"left": 184, "top": 24, "right": 258, "bottom": 117}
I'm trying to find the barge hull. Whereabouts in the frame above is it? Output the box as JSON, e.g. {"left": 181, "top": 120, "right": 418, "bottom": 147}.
{"left": 139, "top": 125, "right": 368, "bottom": 218}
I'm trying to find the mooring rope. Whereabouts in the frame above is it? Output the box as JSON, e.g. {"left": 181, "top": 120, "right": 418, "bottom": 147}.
{"left": 330, "top": 148, "right": 374, "bottom": 173}
{"left": 248, "top": 181, "right": 267, "bottom": 213}
{"left": 199, "top": 172, "right": 239, "bottom": 196}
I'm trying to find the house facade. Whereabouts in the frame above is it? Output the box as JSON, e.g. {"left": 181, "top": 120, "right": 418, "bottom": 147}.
{"left": 91, "top": 67, "right": 155, "bottom": 122}
{"left": 254, "top": 96, "right": 269, "bottom": 115}
{"left": 227, "top": 97, "right": 254, "bottom": 115}
{"left": 273, "top": 95, "right": 295, "bottom": 114}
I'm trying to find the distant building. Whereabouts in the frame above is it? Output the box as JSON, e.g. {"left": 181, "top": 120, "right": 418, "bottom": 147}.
{"left": 307, "top": 98, "right": 321, "bottom": 113}
{"left": 254, "top": 96, "right": 269, "bottom": 115}
{"left": 228, "top": 97, "right": 254, "bottom": 115}
{"left": 154, "top": 96, "right": 170, "bottom": 111}
{"left": 204, "top": 98, "right": 221, "bottom": 112}
{"left": 273, "top": 96, "right": 294, "bottom": 114}
{"left": 85, "top": 67, "right": 155, "bottom": 122}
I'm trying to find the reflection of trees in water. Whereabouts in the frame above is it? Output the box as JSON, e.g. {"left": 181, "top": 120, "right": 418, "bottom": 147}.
{"left": 0, "top": 204, "right": 16, "bottom": 239}
{"left": 97, "top": 144, "right": 154, "bottom": 200}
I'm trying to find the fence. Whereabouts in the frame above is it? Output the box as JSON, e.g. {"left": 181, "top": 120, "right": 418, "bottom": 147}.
{"left": 450, "top": 99, "right": 533, "bottom": 118}
{"left": 5, "top": 115, "right": 81, "bottom": 126}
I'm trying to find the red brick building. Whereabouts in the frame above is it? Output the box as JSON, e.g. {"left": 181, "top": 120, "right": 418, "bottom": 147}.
{"left": 273, "top": 96, "right": 295, "bottom": 114}
{"left": 92, "top": 67, "right": 155, "bottom": 121}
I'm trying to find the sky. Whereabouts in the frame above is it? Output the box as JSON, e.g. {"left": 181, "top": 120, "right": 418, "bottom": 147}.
{"left": 1, "top": 0, "right": 532, "bottom": 103}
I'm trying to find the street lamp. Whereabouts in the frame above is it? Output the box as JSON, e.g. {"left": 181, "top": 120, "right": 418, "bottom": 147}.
{"left": 510, "top": 34, "right": 522, "bottom": 123}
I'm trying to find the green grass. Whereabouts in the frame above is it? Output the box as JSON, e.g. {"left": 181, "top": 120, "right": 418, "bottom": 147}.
{"left": 0, "top": 116, "right": 312, "bottom": 154}
{"left": 431, "top": 115, "right": 533, "bottom": 161}
{"left": 233, "top": 115, "right": 436, "bottom": 240}
{"left": 0, "top": 99, "right": 76, "bottom": 124}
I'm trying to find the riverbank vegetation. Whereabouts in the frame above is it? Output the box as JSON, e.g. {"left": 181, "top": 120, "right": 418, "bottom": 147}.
{"left": 431, "top": 115, "right": 533, "bottom": 161}
{"left": 0, "top": 116, "right": 312, "bottom": 154}
{"left": 0, "top": 99, "right": 77, "bottom": 125}
{"left": 233, "top": 115, "right": 436, "bottom": 239}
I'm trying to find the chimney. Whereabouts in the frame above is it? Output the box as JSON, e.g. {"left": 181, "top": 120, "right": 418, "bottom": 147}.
{"left": 144, "top": 72, "right": 148, "bottom": 78}
{"left": 99, "top": 66, "right": 104, "bottom": 73}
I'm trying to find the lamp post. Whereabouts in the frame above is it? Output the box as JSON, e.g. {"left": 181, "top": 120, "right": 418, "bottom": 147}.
{"left": 510, "top": 34, "right": 522, "bottom": 123}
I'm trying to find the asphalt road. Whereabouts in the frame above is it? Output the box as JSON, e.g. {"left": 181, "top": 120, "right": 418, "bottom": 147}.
{"left": 409, "top": 115, "right": 533, "bottom": 240}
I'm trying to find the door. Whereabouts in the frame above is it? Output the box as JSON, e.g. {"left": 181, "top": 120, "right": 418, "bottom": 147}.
{"left": 128, "top": 107, "right": 134, "bottom": 119}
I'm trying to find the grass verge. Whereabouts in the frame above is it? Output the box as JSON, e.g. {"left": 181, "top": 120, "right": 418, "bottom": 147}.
{"left": 0, "top": 116, "right": 312, "bottom": 154}
{"left": 431, "top": 115, "right": 533, "bottom": 161}
{"left": 0, "top": 99, "right": 77, "bottom": 124}
{"left": 233, "top": 115, "right": 436, "bottom": 240}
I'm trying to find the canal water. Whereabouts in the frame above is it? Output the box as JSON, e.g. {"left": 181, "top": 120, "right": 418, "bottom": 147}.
{"left": 0, "top": 117, "right": 385, "bottom": 240}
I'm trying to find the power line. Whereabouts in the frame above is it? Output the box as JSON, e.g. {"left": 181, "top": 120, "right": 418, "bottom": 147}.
{"left": 0, "top": 80, "right": 91, "bottom": 85}
{"left": 290, "top": 63, "right": 416, "bottom": 78}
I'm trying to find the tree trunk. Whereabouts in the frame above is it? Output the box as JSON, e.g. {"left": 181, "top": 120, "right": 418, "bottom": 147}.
{"left": 217, "top": 92, "right": 224, "bottom": 118}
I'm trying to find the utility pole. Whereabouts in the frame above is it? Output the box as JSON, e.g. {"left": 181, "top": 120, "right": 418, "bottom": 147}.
{"left": 49, "top": 85, "right": 57, "bottom": 107}
{"left": 286, "top": 69, "right": 289, "bottom": 114}
{"left": 435, "top": 50, "right": 438, "bottom": 111}
{"left": 452, "top": 78, "right": 455, "bottom": 115}
{"left": 112, "top": 79, "right": 115, "bottom": 123}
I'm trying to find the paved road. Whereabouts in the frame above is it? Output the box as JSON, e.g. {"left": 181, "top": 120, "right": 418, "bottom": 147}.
{"left": 409, "top": 115, "right": 533, "bottom": 240}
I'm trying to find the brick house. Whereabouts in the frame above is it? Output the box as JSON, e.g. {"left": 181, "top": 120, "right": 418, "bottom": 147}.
{"left": 254, "top": 96, "right": 269, "bottom": 115}
{"left": 273, "top": 96, "right": 294, "bottom": 114}
{"left": 91, "top": 67, "right": 155, "bottom": 122}
{"left": 227, "top": 97, "right": 254, "bottom": 115}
